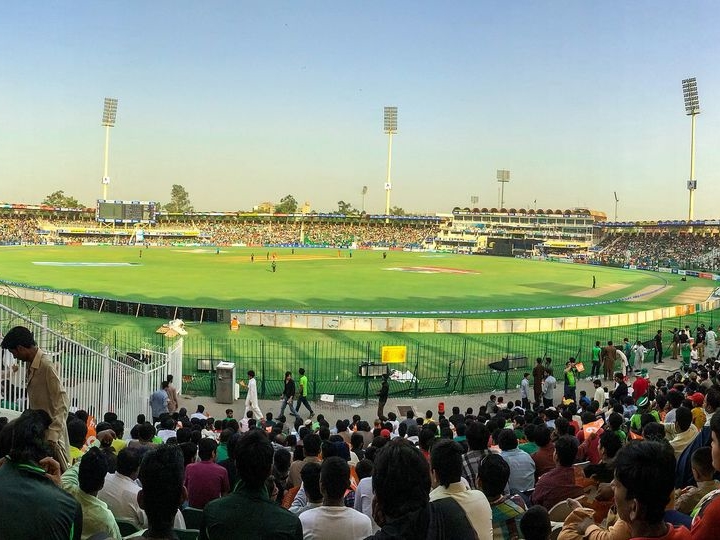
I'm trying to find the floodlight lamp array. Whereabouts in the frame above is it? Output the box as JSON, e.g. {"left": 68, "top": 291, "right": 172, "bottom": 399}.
{"left": 682, "top": 78, "right": 700, "bottom": 115}
{"left": 384, "top": 106, "right": 398, "bottom": 133}
{"left": 102, "top": 98, "right": 118, "bottom": 126}
{"left": 496, "top": 170, "right": 510, "bottom": 182}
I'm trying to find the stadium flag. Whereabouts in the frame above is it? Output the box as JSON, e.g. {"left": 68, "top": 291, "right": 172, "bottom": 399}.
{"left": 381, "top": 345, "right": 407, "bottom": 363}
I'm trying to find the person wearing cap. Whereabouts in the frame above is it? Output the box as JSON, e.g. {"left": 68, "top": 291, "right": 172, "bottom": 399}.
{"left": 689, "top": 393, "right": 707, "bottom": 430}
{"left": 630, "top": 396, "right": 659, "bottom": 433}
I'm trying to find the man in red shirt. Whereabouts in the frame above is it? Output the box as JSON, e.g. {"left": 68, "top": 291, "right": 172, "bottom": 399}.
{"left": 531, "top": 435, "right": 584, "bottom": 510}
{"left": 632, "top": 372, "right": 650, "bottom": 401}
{"left": 184, "top": 438, "right": 229, "bottom": 509}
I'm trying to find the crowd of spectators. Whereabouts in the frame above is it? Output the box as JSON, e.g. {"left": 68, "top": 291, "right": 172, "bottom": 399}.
{"left": 595, "top": 233, "right": 720, "bottom": 271}
{"left": 3, "top": 347, "right": 720, "bottom": 539}
{"left": 0, "top": 217, "right": 44, "bottom": 244}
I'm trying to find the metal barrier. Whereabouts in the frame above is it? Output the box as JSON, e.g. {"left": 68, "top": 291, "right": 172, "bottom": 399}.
{"left": 0, "top": 302, "right": 183, "bottom": 426}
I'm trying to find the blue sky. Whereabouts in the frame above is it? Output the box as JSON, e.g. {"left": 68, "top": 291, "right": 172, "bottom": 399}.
{"left": 0, "top": 2, "right": 718, "bottom": 220}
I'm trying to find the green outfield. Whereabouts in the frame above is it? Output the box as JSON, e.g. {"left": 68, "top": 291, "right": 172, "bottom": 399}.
{"left": 0, "top": 245, "right": 705, "bottom": 318}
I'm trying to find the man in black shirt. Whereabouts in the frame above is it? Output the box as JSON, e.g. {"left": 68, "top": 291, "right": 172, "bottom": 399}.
{"left": 279, "top": 371, "right": 300, "bottom": 419}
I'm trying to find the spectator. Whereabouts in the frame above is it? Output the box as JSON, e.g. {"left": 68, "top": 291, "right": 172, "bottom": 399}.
{"left": 61, "top": 446, "right": 122, "bottom": 540}
{"left": 531, "top": 435, "right": 584, "bottom": 510}
{"left": 498, "top": 429, "right": 536, "bottom": 494}
{"left": 288, "top": 433, "right": 322, "bottom": 488}
{"left": 664, "top": 407, "right": 699, "bottom": 459}
{"left": 184, "top": 438, "right": 230, "bottom": 509}
{"left": 202, "top": 430, "right": 302, "bottom": 539}
{"left": 0, "top": 409, "right": 82, "bottom": 540}
{"left": 429, "top": 439, "right": 493, "bottom": 538}
{"left": 296, "top": 462, "right": 323, "bottom": 516}
{"left": 531, "top": 425, "right": 555, "bottom": 479}
{"left": 520, "top": 506, "right": 551, "bottom": 540}
{"left": 299, "top": 456, "right": 372, "bottom": 539}
{"left": 675, "top": 447, "right": 718, "bottom": 515}
{"left": 477, "top": 453, "right": 527, "bottom": 539}
{"left": 461, "top": 421, "right": 493, "bottom": 488}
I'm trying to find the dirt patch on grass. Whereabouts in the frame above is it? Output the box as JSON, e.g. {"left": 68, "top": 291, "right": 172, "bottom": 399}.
{"left": 627, "top": 285, "right": 669, "bottom": 302}
{"left": 571, "top": 283, "right": 626, "bottom": 297}
{"left": 672, "top": 286, "right": 714, "bottom": 304}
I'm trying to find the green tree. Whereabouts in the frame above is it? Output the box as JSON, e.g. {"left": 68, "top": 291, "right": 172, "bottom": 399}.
{"left": 389, "top": 206, "right": 406, "bottom": 216}
{"left": 164, "top": 184, "right": 193, "bottom": 213}
{"left": 275, "top": 194, "right": 298, "bottom": 214}
{"left": 42, "top": 190, "right": 83, "bottom": 208}
{"left": 337, "top": 200, "right": 357, "bottom": 214}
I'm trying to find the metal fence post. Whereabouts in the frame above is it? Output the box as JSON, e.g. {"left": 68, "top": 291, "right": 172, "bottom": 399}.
{"left": 260, "top": 340, "right": 266, "bottom": 398}
{"left": 461, "top": 339, "right": 467, "bottom": 393}
{"left": 313, "top": 342, "right": 318, "bottom": 400}
{"left": 413, "top": 343, "right": 420, "bottom": 399}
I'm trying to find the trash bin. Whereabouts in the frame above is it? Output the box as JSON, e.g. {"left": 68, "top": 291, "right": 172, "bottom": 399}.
{"left": 215, "top": 361, "right": 236, "bottom": 404}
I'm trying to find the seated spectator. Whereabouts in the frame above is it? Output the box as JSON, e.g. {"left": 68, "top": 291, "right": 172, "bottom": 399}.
{"left": 156, "top": 416, "right": 177, "bottom": 443}
{"left": 583, "top": 430, "right": 622, "bottom": 484}
{"left": 664, "top": 407, "right": 699, "bottom": 459}
{"left": 299, "top": 456, "right": 372, "bottom": 539}
{"left": 520, "top": 505, "right": 551, "bottom": 540}
{"left": 461, "top": 421, "right": 493, "bottom": 488}
{"left": 99, "top": 447, "right": 185, "bottom": 530}
{"left": 67, "top": 417, "right": 88, "bottom": 465}
{"left": 128, "top": 423, "right": 159, "bottom": 450}
{"left": 365, "top": 438, "right": 476, "bottom": 539}
{"left": 184, "top": 438, "right": 229, "bottom": 509}
{"left": 532, "top": 425, "right": 555, "bottom": 479}
{"left": 612, "top": 441, "right": 690, "bottom": 538}
{"left": 296, "top": 462, "right": 323, "bottom": 516}
{"left": 61, "top": 446, "right": 122, "bottom": 539}
{"left": 531, "top": 435, "right": 584, "bottom": 510}
{"left": 135, "top": 444, "right": 187, "bottom": 540}
{"left": 477, "top": 453, "right": 527, "bottom": 539}
{"left": 288, "top": 433, "right": 322, "bottom": 488}
{"left": 675, "top": 446, "right": 718, "bottom": 515}
{"left": 353, "top": 459, "right": 378, "bottom": 532}
{"left": 202, "top": 430, "right": 303, "bottom": 539}
{"left": 0, "top": 409, "right": 82, "bottom": 540}
{"left": 518, "top": 424, "right": 539, "bottom": 454}
{"left": 429, "top": 439, "right": 492, "bottom": 537}
{"left": 690, "top": 412, "right": 720, "bottom": 536}
{"left": 498, "top": 429, "right": 535, "bottom": 494}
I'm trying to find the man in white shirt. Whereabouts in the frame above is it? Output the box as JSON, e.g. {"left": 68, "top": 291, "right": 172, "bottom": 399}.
{"left": 593, "top": 379, "right": 605, "bottom": 407}
{"left": 428, "top": 439, "right": 493, "bottom": 539}
{"left": 243, "top": 369, "right": 263, "bottom": 420}
{"left": 190, "top": 405, "right": 208, "bottom": 422}
{"left": 299, "top": 457, "right": 372, "bottom": 540}
{"left": 98, "top": 448, "right": 185, "bottom": 530}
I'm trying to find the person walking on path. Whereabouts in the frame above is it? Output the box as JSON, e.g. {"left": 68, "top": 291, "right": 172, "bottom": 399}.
{"left": 377, "top": 373, "right": 390, "bottom": 420}
{"left": 279, "top": 371, "right": 300, "bottom": 419}
{"left": 296, "top": 367, "right": 314, "bottom": 417}
{"left": 150, "top": 381, "right": 170, "bottom": 423}
{"left": 242, "top": 370, "right": 263, "bottom": 420}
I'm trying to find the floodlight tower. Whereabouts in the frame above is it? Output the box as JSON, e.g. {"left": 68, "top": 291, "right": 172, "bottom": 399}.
{"left": 101, "top": 97, "right": 118, "bottom": 200}
{"left": 614, "top": 191, "right": 619, "bottom": 222}
{"left": 361, "top": 185, "right": 368, "bottom": 213}
{"left": 383, "top": 106, "right": 398, "bottom": 216}
{"left": 682, "top": 78, "right": 700, "bottom": 222}
{"left": 497, "top": 170, "right": 510, "bottom": 208}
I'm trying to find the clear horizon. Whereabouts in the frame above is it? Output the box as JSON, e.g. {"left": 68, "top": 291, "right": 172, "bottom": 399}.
{"left": 0, "top": 2, "right": 718, "bottom": 221}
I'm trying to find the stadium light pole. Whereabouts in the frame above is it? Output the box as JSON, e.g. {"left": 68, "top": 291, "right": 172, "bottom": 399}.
{"left": 497, "top": 170, "right": 510, "bottom": 209}
{"left": 614, "top": 191, "right": 619, "bottom": 222}
{"left": 361, "top": 185, "right": 368, "bottom": 213}
{"left": 682, "top": 78, "right": 700, "bottom": 223}
{"left": 383, "top": 106, "right": 398, "bottom": 217}
{"left": 101, "top": 97, "right": 118, "bottom": 200}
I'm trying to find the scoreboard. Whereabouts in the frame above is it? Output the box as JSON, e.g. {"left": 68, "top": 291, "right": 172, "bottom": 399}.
{"left": 96, "top": 200, "right": 157, "bottom": 223}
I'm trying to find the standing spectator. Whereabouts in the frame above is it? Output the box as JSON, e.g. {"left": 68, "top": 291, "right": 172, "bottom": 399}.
{"left": 243, "top": 370, "right": 263, "bottom": 420}
{"left": 705, "top": 326, "right": 718, "bottom": 360}
{"left": 654, "top": 330, "right": 664, "bottom": 365}
{"left": 563, "top": 359, "right": 579, "bottom": 403}
{"left": 429, "top": 439, "right": 493, "bottom": 538}
{"left": 632, "top": 340, "right": 647, "bottom": 370}
{"left": 1, "top": 325, "right": 71, "bottom": 471}
{"left": 279, "top": 371, "right": 300, "bottom": 419}
{"left": 296, "top": 368, "right": 315, "bottom": 418}
{"left": 533, "top": 358, "right": 545, "bottom": 409}
{"left": 601, "top": 341, "right": 616, "bottom": 381}
{"left": 150, "top": 381, "right": 170, "bottom": 423}
{"left": 590, "top": 341, "right": 602, "bottom": 380}
{"left": 477, "top": 453, "right": 527, "bottom": 540}
{"left": 299, "top": 456, "right": 373, "bottom": 539}
{"left": 377, "top": 374, "right": 389, "bottom": 420}
{"left": 542, "top": 370, "right": 557, "bottom": 409}
{"left": 185, "top": 438, "right": 229, "bottom": 509}
{"left": 202, "top": 430, "right": 303, "bottom": 539}
{"left": 166, "top": 374, "right": 180, "bottom": 414}
{"left": 0, "top": 409, "right": 82, "bottom": 540}
{"left": 593, "top": 379, "right": 605, "bottom": 407}
{"left": 520, "top": 372, "right": 531, "bottom": 410}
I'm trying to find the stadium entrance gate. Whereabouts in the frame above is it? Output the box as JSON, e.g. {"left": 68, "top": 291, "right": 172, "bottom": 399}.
{"left": 0, "top": 301, "right": 183, "bottom": 425}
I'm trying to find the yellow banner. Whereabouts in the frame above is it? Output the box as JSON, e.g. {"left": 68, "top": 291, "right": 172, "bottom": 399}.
{"left": 381, "top": 345, "right": 407, "bottom": 363}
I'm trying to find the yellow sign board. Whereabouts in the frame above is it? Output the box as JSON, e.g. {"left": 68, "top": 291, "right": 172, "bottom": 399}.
{"left": 381, "top": 345, "right": 407, "bottom": 363}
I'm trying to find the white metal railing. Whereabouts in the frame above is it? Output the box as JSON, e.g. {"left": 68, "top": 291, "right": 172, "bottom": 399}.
{"left": 0, "top": 301, "right": 183, "bottom": 427}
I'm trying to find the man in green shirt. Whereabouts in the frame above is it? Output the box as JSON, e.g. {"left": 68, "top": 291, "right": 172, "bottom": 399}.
{"left": 201, "top": 430, "right": 303, "bottom": 540}
{"left": 591, "top": 341, "right": 602, "bottom": 379}
{"left": 296, "top": 367, "right": 314, "bottom": 418}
